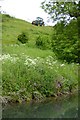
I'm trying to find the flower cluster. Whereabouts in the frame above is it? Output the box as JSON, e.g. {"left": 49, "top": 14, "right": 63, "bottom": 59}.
{"left": 0, "top": 54, "right": 19, "bottom": 63}
{"left": 1, "top": 53, "right": 79, "bottom": 70}
{"left": 1, "top": 54, "right": 58, "bottom": 69}
{"left": 24, "top": 57, "right": 37, "bottom": 66}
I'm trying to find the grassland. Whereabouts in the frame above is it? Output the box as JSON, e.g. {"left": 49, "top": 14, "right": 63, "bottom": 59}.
{"left": 1, "top": 14, "right": 78, "bottom": 103}
{"left": 2, "top": 14, "right": 53, "bottom": 45}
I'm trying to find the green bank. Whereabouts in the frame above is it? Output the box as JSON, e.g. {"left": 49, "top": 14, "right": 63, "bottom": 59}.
{"left": 1, "top": 14, "right": 78, "bottom": 103}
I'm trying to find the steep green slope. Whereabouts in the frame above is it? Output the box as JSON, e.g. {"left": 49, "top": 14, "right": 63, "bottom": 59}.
{"left": 2, "top": 14, "right": 53, "bottom": 45}
{"left": 2, "top": 14, "right": 54, "bottom": 57}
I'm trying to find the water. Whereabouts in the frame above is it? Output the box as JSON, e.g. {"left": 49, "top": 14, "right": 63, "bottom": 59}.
{"left": 2, "top": 94, "right": 78, "bottom": 119}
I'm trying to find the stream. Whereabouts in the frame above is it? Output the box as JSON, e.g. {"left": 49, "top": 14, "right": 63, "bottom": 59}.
{"left": 2, "top": 94, "right": 78, "bottom": 119}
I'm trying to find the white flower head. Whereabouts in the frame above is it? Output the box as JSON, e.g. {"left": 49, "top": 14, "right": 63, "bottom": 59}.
{"left": 60, "top": 64, "right": 65, "bottom": 67}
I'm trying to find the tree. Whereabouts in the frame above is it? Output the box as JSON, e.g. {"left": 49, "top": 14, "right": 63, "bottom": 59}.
{"left": 52, "top": 19, "right": 79, "bottom": 63}
{"left": 41, "top": 0, "right": 80, "bottom": 63}
{"left": 41, "top": 0, "right": 80, "bottom": 36}
{"left": 41, "top": 1, "right": 80, "bottom": 20}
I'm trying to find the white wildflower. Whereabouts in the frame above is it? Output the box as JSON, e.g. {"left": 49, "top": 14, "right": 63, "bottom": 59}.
{"left": 34, "top": 58, "right": 38, "bottom": 62}
{"left": 76, "top": 63, "right": 79, "bottom": 66}
{"left": 48, "top": 62, "right": 52, "bottom": 66}
{"left": 24, "top": 57, "right": 36, "bottom": 66}
{"left": 24, "top": 60, "right": 28, "bottom": 65}
{"left": 46, "top": 61, "right": 49, "bottom": 64}
{"left": 52, "top": 61, "right": 57, "bottom": 64}
{"left": 48, "top": 56, "right": 53, "bottom": 59}
{"left": 60, "top": 64, "right": 65, "bottom": 67}
{"left": 36, "top": 57, "right": 40, "bottom": 59}
{"left": 0, "top": 54, "right": 19, "bottom": 63}
{"left": 0, "top": 54, "right": 11, "bottom": 61}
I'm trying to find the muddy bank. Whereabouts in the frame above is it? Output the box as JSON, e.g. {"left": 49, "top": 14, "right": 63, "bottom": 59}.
{"left": 0, "top": 90, "right": 78, "bottom": 106}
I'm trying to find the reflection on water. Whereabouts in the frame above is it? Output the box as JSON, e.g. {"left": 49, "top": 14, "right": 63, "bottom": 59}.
{"left": 2, "top": 94, "right": 78, "bottom": 118}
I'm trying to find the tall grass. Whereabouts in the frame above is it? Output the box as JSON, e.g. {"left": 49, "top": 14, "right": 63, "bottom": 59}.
{"left": 1, "top": 53, "right": 78, "bottom": 101}
{"left": 2, "top": 45, "right": 54, "bottom": 58}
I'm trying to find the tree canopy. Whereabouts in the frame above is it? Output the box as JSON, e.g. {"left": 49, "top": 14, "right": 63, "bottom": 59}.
{"left": 41, "top": 1, "right": 80, "bottom": 63}
{"left": 41, "top": 0, "right": 80, "bottom": 22}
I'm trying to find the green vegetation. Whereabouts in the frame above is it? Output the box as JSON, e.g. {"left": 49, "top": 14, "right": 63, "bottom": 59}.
{"left": 2, "top": 14, "right": 52, "bottom": 45}
{"left": 1, "top": 53, "right": 78, "bottom": 102}
{"left": 52, "top": 20, "right": 79, "bottom": 63}
{"left": 1, "top": 14, "right": 79, "bottom": 103}
{"left": 36, "top": 35, "right": 51, "bottom": 50}
{"left": 41, "top": 1, "right": 80, "bottom": 63}
{"left": 41, "top": 1, "right": 80, "bottom": 23}
{"left": 17, "top": 32, "right": 29, "bottom": 44}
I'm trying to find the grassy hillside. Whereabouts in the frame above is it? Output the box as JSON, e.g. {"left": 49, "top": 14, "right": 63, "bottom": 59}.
{"left": 2, "top": 14, "right": 54, "bottom": 57}
{"left": 2, "top": 14, "right": 53, "bottom": 45}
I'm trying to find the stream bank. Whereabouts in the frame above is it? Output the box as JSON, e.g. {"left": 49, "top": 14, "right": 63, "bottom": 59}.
{"left": 1, "top": 90, "right": 78, "bottom": 106}
{"left": 2, "top": 93, "right": 78, "bottom": 119}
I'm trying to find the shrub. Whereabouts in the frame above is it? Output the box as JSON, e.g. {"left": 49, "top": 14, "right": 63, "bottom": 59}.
{"left": 17, "top": 32, "right": 28, "bottom": 44}
{"left": 51, "top": 20, "right": 79, "bottom": 63}
{"left": 36, "top": 35, "right": 51, "bottom": 50}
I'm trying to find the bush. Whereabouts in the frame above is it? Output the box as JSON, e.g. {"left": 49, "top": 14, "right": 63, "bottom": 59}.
{"left": 17, "top": 32, "right": 28, "bottom": 44}
{"left": 51, "top": 20, "right": 79, "bottom": 63}
{"left": 36, "top": 35, "right": 51, "bottom": 50}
